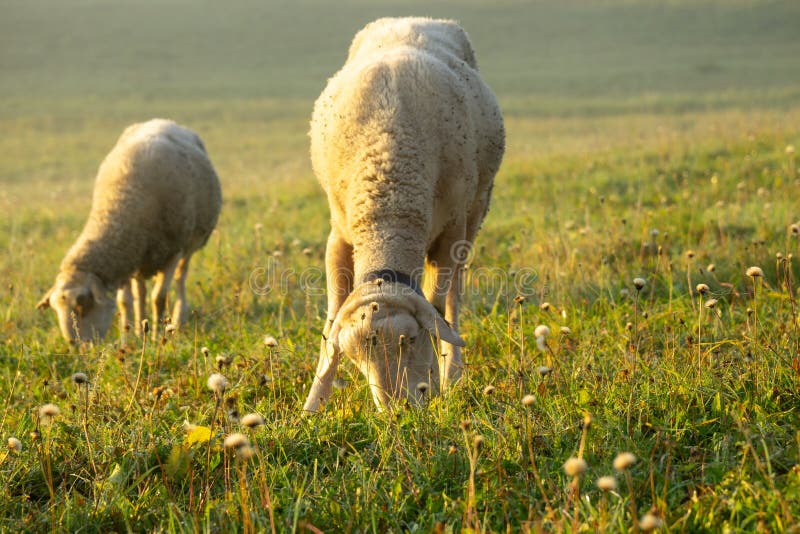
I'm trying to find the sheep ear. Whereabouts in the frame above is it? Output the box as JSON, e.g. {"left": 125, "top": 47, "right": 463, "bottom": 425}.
{"left": 410, "top": 293, "right": 465, "bottom": 347}
{"left": 36, "top": 289, "right": 53, "bottom": 310}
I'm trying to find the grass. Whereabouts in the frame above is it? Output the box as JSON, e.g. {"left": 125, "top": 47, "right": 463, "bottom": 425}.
{"left": 2, "top": 0, "right": 800, "bottom": 531}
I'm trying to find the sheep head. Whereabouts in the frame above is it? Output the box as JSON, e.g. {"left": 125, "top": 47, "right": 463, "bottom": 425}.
{"left": 36, "top": 271, "right": 115, "bottom": 343}
{"left": 327, "top": 281, "right": 464, "bottom": 410}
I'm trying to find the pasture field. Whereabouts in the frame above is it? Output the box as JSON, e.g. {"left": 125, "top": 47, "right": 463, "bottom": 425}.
{"left": 1, "top": 0, "right": 800, "bottom": 531}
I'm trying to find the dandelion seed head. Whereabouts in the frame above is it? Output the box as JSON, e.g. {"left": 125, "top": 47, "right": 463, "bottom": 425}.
{"left": 71, "top": 372, "right": 88, "bottom": 385}
{"left": 791, "top": 223, "right": 800, "bottom": 235}
{"left": 482, "top": 385, "right": 495, "bottom": 396}
{"left": 223, "top": 433, "right": 250, "bottom": 450}
{"left": 201, "top": 346, "right": 210, "bottom": 357}
{"left": 38, "top": 403, "right": 61, "bottom": 420}
{"left": 207, "top": 373, "right": 229, "bottom": 394}
{"left": 263, "top": 335, "right": 278, "bottom": 348}
{"left": 459, "top": 420, "right": 472, "bottom": 431}
{"left": 522, "top": 394, "right": 535, "bottom": 407}
{"left": 707, "top": 263, "right": 716, "bottom": 272}
{"left": 704, "top": 298, "right": 718, "bottom": 309}
{"left": 534, "top": 325, "right": 550, "bottom": 338}
{"left": 639, "top": 513, "right": 663, "bottom": 532}
{"left": 596, "top": 475, "right": 617, "bottom": 491}
{"left": 633, "top": 277, "right": 646, "bottom": 290}
{"left": 786, "top": 144, "right": 796, "bottom": 155}
{"left": 237, "top": 445, "right": 256, "bottom": 460}
{"left": 696, "top": 283, "right": 710, "bottom": 295}
{"left": 563, "top": 457, "right": 588, "bottom": 477}
{"left": 472, "top": 435, "right": 485, "bottom": 449}
{"left": 650, "top": 229, "right": 659, "bottom": 238}
{"left": 685, "top": 250, "right": 696, "bottom": 260}
{"left": 619, "top": 288, "right": 630, "bottom": 298}
{"left": 746, "top": 266, "right": 763, "bottom": 278}
{"left": 560, "top": 326, "right": 571, "bottom": 334}
{"left": 613, "top": 451, "right": 637, "bottom": 471}
{"left": 535, "top": 335, "right": 547, "bottom": 352}
{"left": 241, "top": 413, "right": 265, "bottom": 429}
{"left": 165, "top": 323, "right": 177, "bottom": 335}
{"left": 539, "top": 301, "right": 551, "bottom": 311}
{"left": 537, "top": 366, "right": 552, "bottom": 376}
{"left": 416, "top": 382, "right": 429, "bottom": 395}
{"left": 7, "top": 437, "right": 22, "bottom": 453}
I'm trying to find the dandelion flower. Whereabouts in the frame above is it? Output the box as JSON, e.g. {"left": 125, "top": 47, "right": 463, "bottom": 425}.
{"left": 537, "top": 366, "right": 552, "bottom": 376}
{"left": 534, "top": 325, "right": 550, "bottom": 338}
{"left": 263, "top": 335, "right": 278, "bottom": 348}
{"left": 613, "top": 452, "right": 637, "bottom": 471}
{"left": 522, "top": 394, "right": 535, "bottom": 407}
{"left": 746, "top": 266, "right": 763, "bottom": 278}
{"left": 563, "top": 457, "right": 588, "bottom": 477}
{"left": 241, "top": 413, "right": 265, "bottom": 429}
{"left": 704, "top": 298, "right": 718, "bottom": 309}
{"left": 639, "top": 513, "right": 663, "bottom": 532}
{"left": 38, "top": 403, "right": 61, "bottom": 421}
{"left": 482, "top": 385, "right": 495, "bottom": 396}
{"left": 596, "top": 475, "right": 617, "bottom": 491}
{"left": 71, "top": 372, "right": 89, "bottom": 385}
{"left": 224, "top": 433, "right": 249, "bottom": 450}
{"left": 696, "top": 283, "right": 709, "bottom": 294}
{"left": 7, "top": 437, "right": 22, "bottom": 453}
{"left": 207, "top": 373, "right": 229, "bottom": 395}
{"left": 633, "top": 278, "right": 646, "bottom": 290}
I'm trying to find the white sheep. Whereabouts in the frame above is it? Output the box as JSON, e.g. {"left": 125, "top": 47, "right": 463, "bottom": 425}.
{"left": 37, "top": 119, "right": 222, "bottom": 342}
{"left": 304, "top": 17, "right": 505, "bottom": 411}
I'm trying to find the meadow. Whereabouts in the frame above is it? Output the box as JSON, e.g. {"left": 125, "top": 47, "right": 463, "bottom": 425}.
{"left": 1, "top": 0, "right": 800, "bottom": 531}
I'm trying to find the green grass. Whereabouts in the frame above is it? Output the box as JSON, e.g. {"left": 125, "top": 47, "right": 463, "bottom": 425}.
{"left": 2, "top": 0, "right": 800, "bottom": 531}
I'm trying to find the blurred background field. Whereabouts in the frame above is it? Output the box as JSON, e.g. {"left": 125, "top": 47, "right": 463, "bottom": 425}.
{"left": 1, "top": 0, "right": 799, "bottom": 531}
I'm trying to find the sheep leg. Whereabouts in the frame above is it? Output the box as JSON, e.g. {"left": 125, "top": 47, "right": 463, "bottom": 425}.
{"left": 425, "top": 229, "right": 466, "bottom": 389}
{"left": 150, "top": 255, "right": 180, "bottom": 337}
{"left": 170, "top": 255, "right": 191, "bottom": 328}
{"left": 132, "top": 276, "right": 147, "bottom": 336}
{"left": 303, "top": 230, "right": 353, "bottom": 412}
{"left": 116, "top": 280, "right": 134, "bottom": 343}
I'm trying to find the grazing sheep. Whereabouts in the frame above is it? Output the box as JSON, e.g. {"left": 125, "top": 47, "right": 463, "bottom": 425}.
{"left": 37, "top": 119, "right": 222, "bottom": 342}
{"left": 304, "top": 17, "right": 505, "bottom": 411}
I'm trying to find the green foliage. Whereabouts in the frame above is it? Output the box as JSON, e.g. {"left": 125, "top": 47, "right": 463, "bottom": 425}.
{"left": 2, "top": 0, "right": 800, "bottom": 531}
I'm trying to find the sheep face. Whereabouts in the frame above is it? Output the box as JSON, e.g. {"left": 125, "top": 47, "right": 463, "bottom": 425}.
{"left": 37, "top": 272, "right": 115, "bottom": 343}
{"left": 338, "top": 303, "right": 441, "bottom": 408}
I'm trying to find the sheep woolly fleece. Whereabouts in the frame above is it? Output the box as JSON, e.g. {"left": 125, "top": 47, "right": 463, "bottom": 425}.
{"left": 304, "top": 17, "right": 505, "bottom": 410}
{"left": 39, "top": 119, "right": 221, "bottom": 341}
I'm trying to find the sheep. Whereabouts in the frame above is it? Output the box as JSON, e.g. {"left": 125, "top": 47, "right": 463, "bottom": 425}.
{"left": 36, "top": 119, "right": 222, "bottom": 343}
{"left": 303, "top": 17, "right": 505, "bottom": 411}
